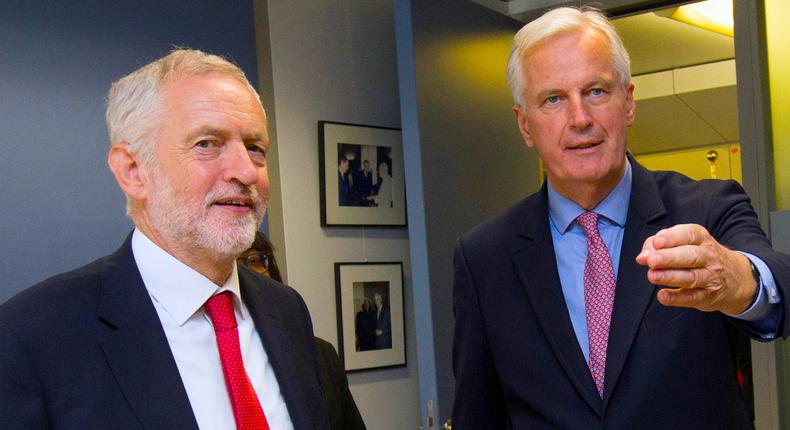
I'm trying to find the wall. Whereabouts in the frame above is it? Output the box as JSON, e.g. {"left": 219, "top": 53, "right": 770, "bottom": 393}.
{"left": 256, "top": 1, "right": 421, "bottom": 428}
{"left": 0, "top": 0, "right": 257, "bottom": 302}
{"left": 396, "top": 0, "right": 540, "bottom": 422}
{"left": 766, "top": 0, "right": 790, "bottom": 426}
{"left": 765, "top": 0, "right": 790, "bottom": 211}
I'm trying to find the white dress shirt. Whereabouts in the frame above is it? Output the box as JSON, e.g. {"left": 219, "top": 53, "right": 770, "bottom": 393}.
{"left": 132, "top": 229, "right": 294, "bottom": 430}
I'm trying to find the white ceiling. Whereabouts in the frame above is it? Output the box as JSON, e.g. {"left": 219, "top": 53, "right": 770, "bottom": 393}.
{"left": 470, "top": 0, "right": 738, "bottom": 155}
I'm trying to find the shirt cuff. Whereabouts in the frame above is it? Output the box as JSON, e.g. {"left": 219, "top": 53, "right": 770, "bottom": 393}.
{"left": 726, "top": 252, "right": 782, "bottom": 339}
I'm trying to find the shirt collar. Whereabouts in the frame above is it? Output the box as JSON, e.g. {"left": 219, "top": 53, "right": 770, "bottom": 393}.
{"left": 131, "top": 229, "right": 247, "bottom": 326}
{"left": 547, "top": 156, "right": 632, "bottom": 234}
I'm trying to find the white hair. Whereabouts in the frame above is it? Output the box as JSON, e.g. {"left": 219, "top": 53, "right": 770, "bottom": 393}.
{"left": 105, "top": 48, "right": 260, "bottom": 166}
{"left": 506, "top": 6, "right": 631, "bottom": 108}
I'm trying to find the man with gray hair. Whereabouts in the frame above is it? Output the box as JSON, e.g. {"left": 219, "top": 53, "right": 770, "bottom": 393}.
{"left": 452, "top": 7, "right": 790, "bottom": 428}
{"left": 0, "top": 49, "right": 329, "bottom": 429}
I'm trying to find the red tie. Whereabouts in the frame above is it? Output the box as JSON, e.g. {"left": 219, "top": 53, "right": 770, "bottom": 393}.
{"left": 577, "top": 212, "right": 616, "bottom": 397}
{"left": 204, "top": 292, "right": 270, "bottom": 430}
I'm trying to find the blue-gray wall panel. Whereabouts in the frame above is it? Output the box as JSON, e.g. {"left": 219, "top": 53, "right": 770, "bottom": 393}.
{"left": 402, "top": 0, "right": 540, "bottom": 421}
{"left": 1, "top": 0, "right": 257, "bottom": 302}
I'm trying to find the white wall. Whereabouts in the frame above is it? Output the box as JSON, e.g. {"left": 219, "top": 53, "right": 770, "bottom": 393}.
{"left": 258, "top": 1, "right": 421, "bottom": 428}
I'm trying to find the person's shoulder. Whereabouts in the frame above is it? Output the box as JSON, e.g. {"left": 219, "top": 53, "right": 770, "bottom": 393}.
{"left": 238, "top": 265, "right": 306, "bottom": 306}
{"left": 0, "top": 253, "right": 113, "bottom": 326}
{"left": 635, "top": 164, "right": 753, "bottom": 226}
{"left": 646, "top": 167, "right": 748, "bottom": 205}
{"left": 314, "top": 336, "right": 338, "bottom": 358}
{"left": 636, "top": 160, "right": 742, "bottom": 194}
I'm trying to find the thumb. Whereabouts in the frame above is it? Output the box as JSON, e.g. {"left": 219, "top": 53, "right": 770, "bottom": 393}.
{"left": 636, "top": 235, "right": 656, "bottom": 265}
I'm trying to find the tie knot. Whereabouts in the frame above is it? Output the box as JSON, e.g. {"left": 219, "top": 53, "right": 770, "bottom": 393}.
{"left": 204, "top": 291, "right": 238, "bottom": 331}
{"left": 576, "top": 211, "right": 600, "bottom": 237}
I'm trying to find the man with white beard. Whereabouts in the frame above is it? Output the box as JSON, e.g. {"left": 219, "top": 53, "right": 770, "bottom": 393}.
{"left": 0, "top": 49, "right": 329, "bottom": 430}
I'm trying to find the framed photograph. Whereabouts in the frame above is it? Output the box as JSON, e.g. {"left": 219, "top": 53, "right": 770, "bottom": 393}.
{"left": 334, "top": 262, "right": 405, "bottom": 371}
{"left": 319, "top": 121, "right": 406, "bottom": 227}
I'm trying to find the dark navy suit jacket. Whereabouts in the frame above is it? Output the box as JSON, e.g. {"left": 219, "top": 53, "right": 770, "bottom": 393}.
{"left": 314, "top": 337, "right": 366, "bottom": 430}
{"left": 0, "top": 234, "right": 330, "bottom": 429}
{"left": 452, "top": 159, "right": 790, "bottom": 429}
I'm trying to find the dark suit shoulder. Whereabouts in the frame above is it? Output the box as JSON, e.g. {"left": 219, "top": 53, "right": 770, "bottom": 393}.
{"left": 651, "top": 168, "right": 747, "bottom": 204}
{"left": 238, "top": 266, "right": 316, "bottom": 344}
{"left": 647, "top": 169, "right": 758, "bottom": 238}
{"left": 456, "top": 188, "right": 548, "bottom": 274}
{"left": 0, "top": 253, "right": 111, "bottom": 325}
{"left": 238, "top": 266, "right": 308, "bottom": 307}
{"left": 460, "top": 190, "right": 544, "bottom": 247}
{"left": 314, "top": 337, "right": 344, "bottom": 392}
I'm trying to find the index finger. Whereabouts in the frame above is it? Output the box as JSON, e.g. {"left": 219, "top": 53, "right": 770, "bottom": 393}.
{"left": 652, "top": 224, "right": 708, "bottom": 250}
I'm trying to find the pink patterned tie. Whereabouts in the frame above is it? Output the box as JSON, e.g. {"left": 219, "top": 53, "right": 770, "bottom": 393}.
{"left": 204, "top": 292, "right": 270, "bottom": 430}
{"left": 576, "top": 212, "right": 616, "bottom": 397}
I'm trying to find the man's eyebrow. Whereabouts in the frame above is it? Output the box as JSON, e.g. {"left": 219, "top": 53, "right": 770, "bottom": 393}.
{"left": 534, "top": 79, "right": 616, "bottom": 100}
{"left": 183, "top": 128, "right": 267, "bottom": 145}
{"left": 242, "top": 132, "right": 267, "bottom": 142}
{"left": 184, "top": 128, "right": 228, "bottom": 142}
{"left": 585, "top": 78, "right": 615, "bottom": 89}
{"left": 535, "top": 88, "right": 563, "bottom": 101}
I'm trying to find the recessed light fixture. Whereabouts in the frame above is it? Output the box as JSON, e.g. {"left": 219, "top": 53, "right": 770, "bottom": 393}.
{"left": 656, "top": 0, "right": 734, "bottom": 37}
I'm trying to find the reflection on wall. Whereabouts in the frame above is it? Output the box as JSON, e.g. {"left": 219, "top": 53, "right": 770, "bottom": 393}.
{"left": 766, "top": 0, "right": 790, "bottom": 211}
{"left": 635, "top": 144, "right": 742, "bottom": 183}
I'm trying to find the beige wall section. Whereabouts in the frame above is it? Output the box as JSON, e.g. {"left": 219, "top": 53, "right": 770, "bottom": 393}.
{"left": 635, "top": 144, "right": 742, "bottom": 183}
{"left": 766, "top": 0, "right": 790, "bottom": 210}
{"left": 254, "top": 1, "right": 421, "bottom": 428}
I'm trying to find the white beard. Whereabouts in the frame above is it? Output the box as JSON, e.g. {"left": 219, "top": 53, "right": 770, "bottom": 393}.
{"left": 146, "top": 164, "right": 266, "bottom": 258}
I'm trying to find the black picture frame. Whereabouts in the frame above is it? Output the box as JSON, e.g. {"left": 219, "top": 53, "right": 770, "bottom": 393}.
{"left": 319, "top": 121, "right": 406, "bottom": 227}
{"left": 334, "top": 262, "right": 406, "bottom": 371}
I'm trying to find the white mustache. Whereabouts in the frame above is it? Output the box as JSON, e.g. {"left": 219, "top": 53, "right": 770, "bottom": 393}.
{"left": 204, "top": 184, "right": 263, "bottom": 211}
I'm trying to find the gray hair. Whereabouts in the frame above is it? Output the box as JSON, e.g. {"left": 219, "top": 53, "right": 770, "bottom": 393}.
{"left": 105, "top": 48, "right": 260, "bottom": 166}
{"left": 506, "top": 7, "right": 631, "bottom": 109}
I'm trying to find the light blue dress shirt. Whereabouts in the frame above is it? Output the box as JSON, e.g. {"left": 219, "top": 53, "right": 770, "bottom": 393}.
{"left": 547, "top": 159, "right": 781, "bottom": 364}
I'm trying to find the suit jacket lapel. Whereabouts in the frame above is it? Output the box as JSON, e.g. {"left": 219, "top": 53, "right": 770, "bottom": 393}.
{"left": 602, "top": 160, "right": 667, "bottom": 404}
{"left": 240, "top": 272, "right": 314, "bottom": 429}
{"left": 511, "top": 187, "right": 602, "bottom": 414}
{"left": 96, "top": 235, "right": 199, "bottom": 429}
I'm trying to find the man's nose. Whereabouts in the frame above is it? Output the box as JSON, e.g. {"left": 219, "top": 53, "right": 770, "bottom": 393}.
{"left": 223, "top": 141, "right": 258, "bottom": 185}
{"left": 568, "top": 96, "right": 593, "bottom": 131}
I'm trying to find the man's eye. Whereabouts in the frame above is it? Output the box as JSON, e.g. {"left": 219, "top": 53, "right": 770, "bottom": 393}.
{"left": 590, "top": 88, "right": 605, "bottom": 97}
{"left": 544, "top": 95, "right": 560, "bottom": 105}
{"left": 247, "top": 145, "right": 267, "bottom": 164}
{"left": 195, "top": 140, "right": 214, "bottom": 148}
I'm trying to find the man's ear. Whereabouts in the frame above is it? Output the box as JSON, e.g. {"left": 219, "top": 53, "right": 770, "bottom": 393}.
{"left": 513, "top": 105, "right": 534, "bottom": 148}
{"left": 107, "top": 141, "right": 148, "bottom": 201}
{"left": 625, "top": 82, "right": 636, "bottom": 127}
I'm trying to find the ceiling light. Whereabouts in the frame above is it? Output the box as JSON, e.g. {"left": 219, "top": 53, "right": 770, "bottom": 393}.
{"left": 656, "top": 0, "right": 734, "bottom": 37}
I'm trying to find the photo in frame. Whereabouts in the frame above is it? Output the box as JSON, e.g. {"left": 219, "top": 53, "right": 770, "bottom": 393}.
{"left": 334, "top": 262, "right": 406, "bottom": 371}
{"left": 319, "top": 121, "right": 406, "bottom": 227}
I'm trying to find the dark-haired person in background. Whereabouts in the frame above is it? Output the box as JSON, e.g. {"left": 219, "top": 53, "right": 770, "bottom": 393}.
{"left": 338, "top": 156, "right": 352, "bottom": 206}
{"left": 355, "top": 299, "right": 376, "bottom": 351}
{"left": 354, "top": 160, "right": 374, "bottom": 206}
{"left": 239, "top": 231, "right": 367, "bottom": 430}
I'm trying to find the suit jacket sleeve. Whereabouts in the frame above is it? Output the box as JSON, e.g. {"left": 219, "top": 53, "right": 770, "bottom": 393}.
{"left": 451, "top": 238, "right": 506, "bottom": 429}
{"left": 314, "top": 338, "right": 366, "bottom": 430}
{"left": 702, "top": 179, "right": 790, "bottom": 338}
{"left": 0, "top": 317, "right": 50, "bottom": 429}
